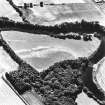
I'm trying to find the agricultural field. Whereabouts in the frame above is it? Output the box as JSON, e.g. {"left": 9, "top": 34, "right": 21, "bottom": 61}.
{"left": 2, "top": 31, "right": 100, "bottom": 71}
{"left": 12, "top": 0, "right": 105, "bottom": 25}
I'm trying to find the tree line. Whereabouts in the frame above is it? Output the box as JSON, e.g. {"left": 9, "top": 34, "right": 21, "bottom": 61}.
{"left": 0, "top": 17, "right": 103, "bottom": 40}
{"left": 52, "top": 33, "right": 93, "bottom": 41}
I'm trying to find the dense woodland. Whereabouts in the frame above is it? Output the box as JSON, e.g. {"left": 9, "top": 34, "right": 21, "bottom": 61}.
{"left": 6, "top": 57, "right": 105, "bottom": 105}
{"left": 6, "top": 58, "right": 86, "bottom": 105}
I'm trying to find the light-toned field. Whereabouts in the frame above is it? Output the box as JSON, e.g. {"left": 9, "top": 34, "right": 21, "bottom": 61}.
{"left": 27, "top": 3, "right": 104, "bottom": 25}
{"left": 12, "top": 0, "right": 105, "bottom": 25}
{"left": 76, "top": 92, "right": 99, "bottom": 105}
{"left": 0, "top": 0, "right": 22, "bottom": 22}
{"left": 2, "top": 31, "right": 100, "bottom": 71}
{"left": 0, "top": 47, "right": 18, "bottom": 74}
